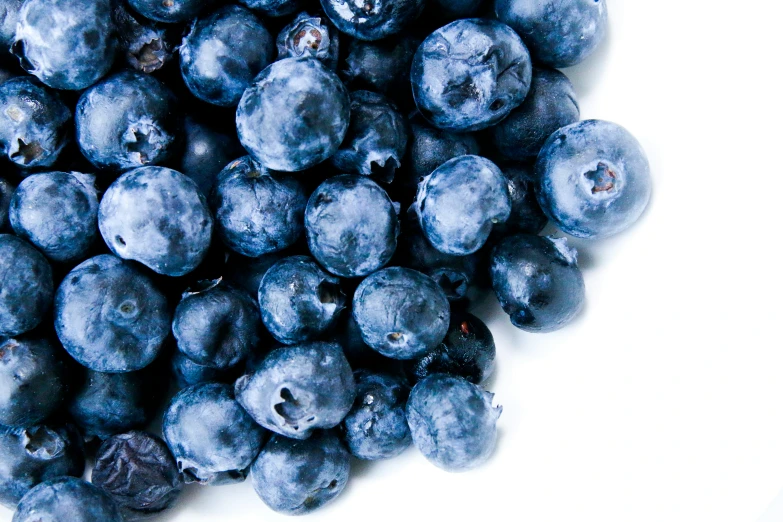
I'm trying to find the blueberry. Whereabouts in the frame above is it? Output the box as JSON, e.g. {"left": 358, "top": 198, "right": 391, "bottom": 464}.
{"left": 305, "top": 175, "right": 399, "bottom": 278}
{"left": 112, "top": 0, "right": 178, "bottom": 74}
{"left": 98, "top": 167, "right": 213, "bottom": 277}
{"left": 490, "top": 234, "right": 585, "bottom": 332}
{"left": 414, "top": 155, "right": 511, "bottom": 256}
{"left": 277, "top": 12, "right": 340, "bottom": 70}
{"left": 170, "top": 351, "right": 236, "bottom": 389}
{"left": 211, "top": 156, "right": 307, "bottom": 258}
{"left": 177, "top": 117, "right": 244, "bottom": 196}
{"left": 12, "top": 477, "right": 123, "bottom": 522}
{"left": 163, "top": 382, "right": 265, "bottom": 485}
{"left": 352, "top": 267, "right": 450, "bottom": 360}
{"left": 0, "top": 177, "right": 13, "bottom": 231}
{"left": 92, "top": 431, "right": 183, "bottom": 519}
{"left": 258, "top": 256, "right": 345, "bottom": 345}
{"left": 0, "top": 235, "right": 52, "bottom": 337}
{"left": 234, "top": 342, "right": 356, "bottom": 440}
{"left": 0, "top": 77, "right": 71, "bottom": 168}
{"left": 495, "top": 0, "right": 608, "bottom": 68}
{"left": 491, "top": 163, "right": 548, "bottom": 237}
{"left": 411, "top": 19, "right": 532, "bottom": 132}
{"left": 428, "top": 0, "right": 484, "bottom": 20}
{"left": 342, "top": 371, "right": 411, "bottom": 460}
{"left": 238, "top": 0, "right": 301, "bottom": 17}
{"left": 0, "top": 0, "right": 22, "bottom": 49}
{"left": 12, "top": 0, "right": 115, "bottom": 90}
{"left": 54, "top": 254, "right": 171, "bottom": 373}
{"left": 128, "top": 0, "right": 217, "bottom": 23}
{"left": 223, "top": 252, "right": 282, "bottom": 299}
{"left": 9, "top": 172, "right": 98, "bottom": 264}
{"left": 76, "top": 71, "right": 181, "bottom": 171}
{"left": 342, "top": 33, "right": 420, "bottom": 97}
{"left": 250, "top": 431, "right": 350, "bottom": 515}
{"left": 236, "top": 57, "right": 350, "bottom": 172}
{"left": 536, "top": 120, "right": 652, "bottom": 239}
{"left": 0, "top": 424, "right": 84, "bottom": 508}
{"left": 320, "top": 0, "right": 424, "bottom": 41}
{"left": 331, "top": 312, "right": 396, "bottom": 372}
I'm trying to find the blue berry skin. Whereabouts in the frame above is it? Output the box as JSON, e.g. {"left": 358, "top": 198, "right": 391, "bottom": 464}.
{"left": 495, "top": 0, "right": 607, "bottom": 68}
{"left": 12, "top": 477, "right": 123, "bottom": 522}
{"left": 277, "top": 12, "right": 340, "bottom": 70}
{"left": 0, "top": 0, "right": 22, "bottom": 49}
{"left": 170, "top": 351, "right": 235, "bottom": 389}
{"left": 537, "top": 120, "right": 653, "bottom": 239}
{"left": 331, "top": 312, "right": 397, "bottom": 372}
{"left": 98, "top": 167, "right": 213, "bottom": 277}
{"left": 0, "top": 177, "right": 13, "bottom": 231}
{"left": 491, "top": 234, "right": 585, "bottom": 332}
{"left": 320, "top": 0, "right": 424, "bottom": 41}
{"left": 353, "top": 267, "right": 450, "bottom": 360}
{"left": 12, "top": 0, "right": 115, "bottom": 91}
{"left": 177, "top": 118, "right": 244, "bottom": 196}
{"left": 163, "top": 383, "right": 266, "bottom": 485}
{"left": 238, "top": 0, "right": 301, "bottom": 17}
{"left": 411, "top": 19, "right": 532, "bottom": 132}
{"left": 258, "top": 256, "right": 345, "bottom": 345}
{"left": 305, "top": 175, "right": 399, "bottom": 278}
{"left": 236, "top": 57, "right": 350, "bottom": 172}
{"left": 415, "top": 155, "right": 511, "bottom": 256}
{"left": 0, "top": 235, "right": 52, "bottom": 337}
{"left": 223, "top": 252, "right": 282, "bottom": 299}
{"left": 235, "top": 342, "right": 356, "bottom": 440}
{"left": 76, "top": 72, "right": 181, "bottom": 171}
{"left": 9, "top": 172, "right": 98, "bottom": 264}
{"left": 211, "top": 156, "right": 307, "bottom": 258}
{"left": 342, "top": 371, "right": 412, "bottom": 460}
{"left": 342, "top": 34, "right": 420, "bottom": 97}
{"left": 128, "top": 0, "right": 217, "bottom": 23}
{"left": 54, "top": 254, "right": 171, "bottom": 373}
{"left": 112, "top": 1, "right": 178, "bottom": 74}
{"left": 492, "top": 163, "right": 547, "bottom": 237}
{"left": 250, "top": 431, "right": 350, "bottom": 515}
{"left": 0, "top": 77, "right": 71, "bottom": 169}
{"left": 0, "top": 424, "right": 85, "bottom": 509}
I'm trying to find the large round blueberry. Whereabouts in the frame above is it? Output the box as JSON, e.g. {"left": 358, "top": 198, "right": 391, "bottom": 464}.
{"left": 536, "top": 119, "right": 652, "bottom": 239}
{"left": 277, "top": 12, "right": 340, "bottom": 69}
{"left": 320, "top": 0, "right": 424, "bottom": 41}
{"left": 128, "top": 0, "right": 217, "bottom": 23}
{"left": 492, "top": 163, "right": 548, "bottom": 237}
{"left": 12, "top": 477, "right": 123, "bottom": 522}
{"left": 235, "top": 342, "right": 356, "bottom": 440}
{"left": 112, "top": 1, "right": 178, "bottom": 74}
{"left": 0, "top": 177, "right": 13, "bottom": 231}
{"left": 352, "top": 267, "right": 450, "bottom": 359}
{"left": 163, "top": 383, "right": 265, "bottom": 485}
{"left": 177, "top": 118, "right": 244, "bottom": 196}
{"left": 211, "top": 156, "right": 307, "bottom": 258}
{"left": 342, "top": 34, "right": 420, "bottom": 96}
{"left": 491, "top": 234, "right": 585, "bottom": 332}
{"left": 238, "top": 0, "right": 301, "bottom": 17}
{"left": 0, "top": 235, "right": 52, "bottom": 337}
{"left": 415, "top": 155, "right": 511, "bottom": 256}
{"left": 305, "top": 175, "right": 398, "bottom": 278}
{"left": 54, "top": 254, "right": 171, "bottom": 373}
{"left": 236, "top": 58, "right": 350, "bottom": 172}
{"left": 411, "top": 19, "right": 532, "bottom": 132}
{"left": 98, "top": 167, "right": 213, "bottom": 277}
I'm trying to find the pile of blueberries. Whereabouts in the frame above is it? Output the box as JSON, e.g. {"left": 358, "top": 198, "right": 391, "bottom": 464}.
{"left": 0, "top": 0, "right": 652, "bottom": 519}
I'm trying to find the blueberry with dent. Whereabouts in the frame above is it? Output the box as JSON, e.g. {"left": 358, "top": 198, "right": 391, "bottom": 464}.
{"left": 277, "top": 12, "right": 340, "bottom": 70}
{"left": 0, "top": 235, "right": 53, "bottom": 338}
{"left": 321, "top": 0, "right": 424, "bottom": 41}
{"left": 112, "top": 1, "right": 178, "bottom": 74}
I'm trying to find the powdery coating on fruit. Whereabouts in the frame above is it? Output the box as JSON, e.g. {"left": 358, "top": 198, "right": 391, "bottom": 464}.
{"left": 352, "top": 267, "right": 450, "bottom": 360}
{"left": 250, "top": 432, "right": 350, "bottom": 515}
{"left": 112, "top": 1, "right": 178, "bottom": 74}
{"left": 54, "top": 254, "right": 171, "bottom": 372}
{"left": 163, "top": 383, "right": 265, "bottom": 485}
{"left": 0, "top": 235, "right": 52, "bottom": 337}
{"left": 415, "top": 155, "right": 511, "bottom": 256}
{"left": 239, "top": 0, "right": 301, "bottom": 17}
{"left": 236, "top": 58, "right": 350, "bottom": 172}
{"left": 235, "top": 342, "right": 356, "bottom": 440}
{"left": 305, "top": 175, "right": 399, "bottom": 278}
{"left": 342, "top": 34, "right": 420, "bottom": 95}
{"left": 12, "top": 477, "right": 123, "bottom": 522}
{"left": 98, "top": 167, "right": 213, "bottom": 277}
{"left": 0, "top": 0, "right": 22, "bottom": 47}
{"left": 492, "top": 163, "right": 548, "bottom": 237}
{"left": 277, "top": 12, "right": 340, "bottom": 70}
{"left": 178, "top": 118, "right": 244, "bottom": 195}
{"left": 0, "top": 178, "right": 13, "bottom": 231}
{"left": 411, "top": 19, "right": 532, "bottom": 132}
{"left": 320, "top": 0, "right": 424, "bottom": 41}
{"left": 495, "top": 0, "right": 607, "bottom": 68}
{"left": 406, "top": 374, "right": 501, "bottom": 472}
{"left": 128, "top": 0, "right": 217, "bottom": 23}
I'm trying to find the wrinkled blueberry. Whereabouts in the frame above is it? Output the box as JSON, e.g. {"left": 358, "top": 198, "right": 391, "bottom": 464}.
{"left": 128, "top": 0, "right": 217, "bottom": 23}
{"left": 0, "top": 235, "right": 52, "bottom": 337}
{"left": 321, "top": 0, "right": 424, "bottom": 41}
{"left": 171, "top": 351, "right": 235, "bottom": 389}
{"left": 342, "top": 33, "right": 419, "bottom": 96}
{"left": 277, "top": 12, "right": 340, "bottom": 69}
{"left": 112, "top": 1, "right": 178, "bottom": 74}
{"left": 177, "top": 117, "right": 244, "bottom": 196}
{"left": 12, "top": 477, "right": 123, "bottom": 522}
{"left": 491, "top": 163, "right": 548, "bottom": 237}
{"left": 238, "top": 0, "right": 301, "bottom": 17}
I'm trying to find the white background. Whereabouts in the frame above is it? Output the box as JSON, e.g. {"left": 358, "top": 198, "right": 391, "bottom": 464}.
{"left": 5, "top": 1, "right": 783, "bottom": 521}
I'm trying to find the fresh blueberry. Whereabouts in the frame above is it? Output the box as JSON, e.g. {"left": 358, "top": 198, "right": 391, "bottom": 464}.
{"left": 352, "top": 267, "right": 450, "bottom": 360}
{"left": 305, "top": 175, "right": 399, "bottom": 278}
{"left": 177, "top": 117, "right": 244, "bottom": 196}
{"left": 54, "top": 254, "right": 171, "bottom": 373}
{"left": 320, "top": 0, "right": 424, "bottom": 41}
{"left": 170, "top": 351, "right": 236, "bottom": 389}
{"left": 98, "top": 167, "right": 213, "bottom": 277}
{"left": 211, "top": 156, "right": 307, "bottom": 258}
{"left": 223, "top": 252, "right": 282, "bottom": 299}
{"left": 277, "top": 12, "right": 340, "bottom": 70}
{"left": 250, "top": 431, "right": 350, "bottom": 515}
{"left": 411, "top": 19, "right": 532, "bottom": 132}
{"left": 12, "top": 477, "right": 123, "bottom": 522}
{"left": 331, "top": 312, "right": 397, "bottom": 372}
{"left": 163, "top": 382, "right": 265, "bottom": 485}
{"left": 0, "top": 0, "right": 22, "bottom": 49}
{"left": 128, "top": 0, "right": 217, "bottom": 23}
{"left": 238, "top": 0, "right": 301, "bottom": 17}
{"left": 235, "top": 342, "right": 356, "bottom": 440}
{"left": 342, "top": 33, "right": 420, "bottom": 97}
{"left": 0, "top": 77, "right": 71, "bottom": 168}
{"left": 490, "top": 163, "right": 548, "bottom": 237}
{"left": 0, "top": 235, "right": 52, "bottom": 337}
{"left": 0, "top": 177, "right": 13, "bottom": 231}
{"left": 495, "top": 0, "right": 608, "bottom": 68}
{"left": 536, "top": 119, "right": 652, "bottom": 239}
{"left": 236, "top": 57, "right": 350, "bottom": 172}
{"left": 112, "top": 0, "right": 178, "bottom": 74}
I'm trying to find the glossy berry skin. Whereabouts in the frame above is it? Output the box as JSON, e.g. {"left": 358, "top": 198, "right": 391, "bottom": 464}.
{"left": 211, "top": 156, "right": 307, "bottom": 258}
{"left": 342, "top": 371, "right": 411, "bottom": 460}
{"left": 495, "top": 0, "right": 607, "bottom": 68}
{"left": 235, "top": 342, "right": 356, "bottom": 440}
{"left": 415, "top": 155, "right": 511, "bottom": 256}
{"left": 250, "top": 431, "right": 350, "bottom": 515}
{"left": 0, "top": 78, "right": 71, "bottom": 168}
{"left": 320, "top": 0, "right": 424, "bottom": 41}
{"left": 9, "top": 172, "right": 98, "bottom": 264}
{"left": 0, "top": 235, "right": 53, "bottom": 337}
{"left": 342, "top": 34, "right": 420, "bottom": 96}
{"left": 536, "top": 120, "right": 652, "bottom": 239}
{"left": 411, "top": 19, "right": 532, "bottom": 132}
{"left": 54, "top": 254, "right": 171, "bottom": 373}
{"left": 277, "top": 12, "right": 340, "bottom": 70}
{"left": 236, "top": 58, "right": 350, "bottom": 172}
{"left": 163, "top": 383, "right": 265, "bottom": 485}
{"left": 177, "top": 118, "right": 244, "bottom": 196}
{"left": 492, "top": 164, "right": 548, "bottom": 237}
{"left": 491, "top": 235, "right": 585, "bottom": 332}
{"left": 128, "top": 0, "right": 217, "bottom": 23}
{"left": 305, "top": 175, "right": 399, "bottom": 278}
{"left": 258, "top": 256, "right": 345, "bottom": 345}
{"left": 0, "top": 177, "right": 12, "bottom": 231}
{"left": 99, "top": 167, "right": 213, "bottom": 277}
{"left": 353, "top": 267, "right": 450, "bottom": 360}
{"left": 12, "top": 477, "right": 123, "bottom": 522}
{"left": 238, "top": 0, "right": 301, "bottom": 17}
{"left": 112, "top": 1, "right": 178, "bottom": 74}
